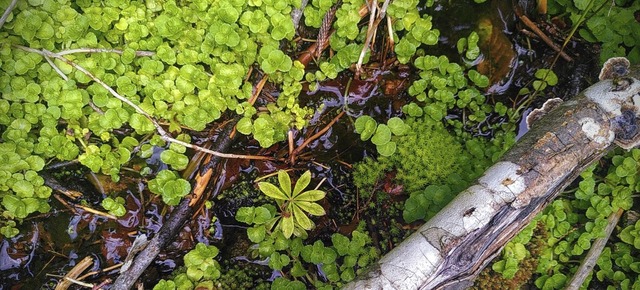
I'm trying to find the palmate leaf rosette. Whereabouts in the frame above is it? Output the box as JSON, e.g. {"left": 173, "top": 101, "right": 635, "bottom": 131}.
{"left": 258, "top": 170, "right": 326, "bottom": 239}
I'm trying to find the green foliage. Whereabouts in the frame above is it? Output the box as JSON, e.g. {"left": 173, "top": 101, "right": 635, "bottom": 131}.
{"left": 271, "top": 278, "right": 306, "bottom": 290}
{"left": 402, "top": 53, "right": 496, "bottom": 126}
{"left": 548, "top": 0, "right": 640, "bottom": 63}
{"left": 78, "top": 136, "right": 138, "bottom": 181}
{"left": 261, "top": 49, "right": 293, "bottom": 74}
{"left": 489, "top": 148, "right": 640, "bottom": 288}
{"left": 354, "top": 115, "right": 515, "bottom": 225}
{"left": 491, "top": 218, "right": 538, "bottom": 279}
{"left": 354, "top": 120, "right": 463, "bottom": 192}
{"left": 354, "top": 116, "right": 410, "bottom": 156}
{"left": 457, "top": 31, "right": 481, "bottom": 61}
{"left": 1, "top": 0, "right": 338, "bottom": 236}
{"left": 257, "top": 170, "right": 326, "bottom": 239}
{"left": 235, "top": 210, "right": 379, "bottom": 288}
{"left": 153, "top": 243, "right": 222, "bottom": 290}
{"left": 101, "top": 196, "right": 126, "bottom": 217}
{"left": 532, "top": 69, "right": 559, "bottom": 91}
{"left": 517, "top": 68, "right": 559, "bottom": 97}
{"left": 403, "top": 185, "right": 454, "bottom": 223}
{"left": 148, "top": 170, "right": 191, "bottom": 206}
{"left": 620, "top": 220, "right": 640, "bottom": 250}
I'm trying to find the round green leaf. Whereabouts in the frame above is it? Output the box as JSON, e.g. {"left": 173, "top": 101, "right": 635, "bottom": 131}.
{"left": 236, "top": 117, "right": 252, "bottom": 135}
{"left": 371, "top": 124, "right": 391, "bottom": 145}
{"left": 377, "top": 141, "right": 397, "bottom": 157}
{"left": 247, "top": 226, "right": 266, "bottom": 243}
{"left": 387, "top": 117, "right": 407, "bottom": 135}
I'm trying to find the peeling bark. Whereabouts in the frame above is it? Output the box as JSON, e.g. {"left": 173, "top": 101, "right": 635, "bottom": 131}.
{"left": 343, "top": 62, "right": 640, "bottom": 290}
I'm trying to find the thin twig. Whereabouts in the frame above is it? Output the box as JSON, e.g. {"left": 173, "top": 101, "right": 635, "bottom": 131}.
{"left": 76, "top": 204, "right": 118, "bottom": 220}
{"left": 290, "top": 111, "right": 346, "bottom": 161}
{"left": 288, "top": 130, "right": 295, "bottom": 164}
{"left": 78, "top": 264, "right": 122, "bottom": 280}
{"left": 356, "top": 0, "right": 378, "bottom": 75}
{"left": 566, "top": 208, "right": 624, "bottom": 290}
{"left": 518, "top": 14, "right": 573, "bottom": 62}
{"left": 63, "top": 277, "right": 94, "bottom": 288}
{"left": 386, "top": 15, "right": 394, "bottom": 46}
{"left": 15, "top": 45, "right": 273, "bottom": 161}
{"left": 43, "top": 54, "right": 69, "bottom": 81}
{"left": 54, "top": 256, "right": 94, "bottom": 290}
{"left": 57, "top": 48, "right": 155, "bottom": 56}
{"left": 0, "top": 0, "right": 17, "bottom": 29}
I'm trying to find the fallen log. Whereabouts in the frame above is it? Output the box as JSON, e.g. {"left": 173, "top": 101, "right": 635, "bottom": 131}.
{"left": 343, "top": 57, "right": 640, "bottom": 290}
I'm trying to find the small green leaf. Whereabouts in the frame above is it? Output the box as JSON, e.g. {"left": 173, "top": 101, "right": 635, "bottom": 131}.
{"left": 281, "top": 215, "right": 295, "bottom": 238}
{"left": 468, "top": 70, "right": 489, "bottom": 88}
{"left": 236, "top": 206, "right": 256, "bottom": 224}
{"left": 247, "top": 226, "right": 266, "bottom": 243}
{"left": 293, "top": 170, "right": 311, "bottom": 196}
{"left": 278, "top": 170, "right": 292, "bottom": 197}
{"left": 387, "top": 117, "right": 407, "bottom": 135}
{"left": 290, "top": 261, "right": 307, "bottom": 277}
{"left": 295, "top": 190, "right": 325, "bottom": 202}
{"left": 254, "top": 206, "right": 273, "bottom": 224}
{"left": 295, "top": 201, "right": 326, "bottom": 216}
{"left": 293, "top": 205, "right": 313, "bottom": 230}
{"left": 259, "top": 182, "right": 288, "bottom": 200}
{"left": 354, "top": 115, "right": 375, "bottom": 134}
{"left": 377, "top": 141, "right": 397, "bottom": 157}
{"left": 371, "top": 124, "right": 392, "bottom": 145}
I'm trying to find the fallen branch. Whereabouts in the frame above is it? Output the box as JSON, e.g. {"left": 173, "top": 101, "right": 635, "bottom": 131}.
{"left": 290, "top": 110, "right": 346, "bottom": 163}
{"left": 112, "top": 123, "right": 237, "bottom": 289}
{"left": 343, "top": 60, "right": 640, "bottom": 289}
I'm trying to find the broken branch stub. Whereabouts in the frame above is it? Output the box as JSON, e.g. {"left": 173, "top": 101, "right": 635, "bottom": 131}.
{"left": 343, "top": 59, "right": 640, "bottom": 290}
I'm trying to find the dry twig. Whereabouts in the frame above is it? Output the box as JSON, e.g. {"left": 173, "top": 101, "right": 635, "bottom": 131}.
{"left": 290, "top": 111, "right": 346, "bottom": 163}
{"left": 566, "top": 208, "right": 624, "bottom": 290}
{"left": 517, "top": 14, "right": 573, "bottom": 62}
{"left": 0, "top": 0, "right": 17, "bottom": 29}
{"left": 54, "top": 256, "right": 94, "bottom": 290}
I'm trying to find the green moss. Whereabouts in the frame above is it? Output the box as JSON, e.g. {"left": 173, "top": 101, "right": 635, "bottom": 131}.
{"left": 353, "top": 119, "right": 462, "bottom": 193}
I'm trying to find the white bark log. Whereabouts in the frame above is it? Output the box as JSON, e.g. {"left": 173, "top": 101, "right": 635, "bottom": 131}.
{"left": 343, "top": 61, "right": 640, "bottom": 290}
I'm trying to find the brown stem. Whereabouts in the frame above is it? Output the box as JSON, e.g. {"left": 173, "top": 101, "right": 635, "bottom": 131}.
{"left": 290, "top": 111, "right": 346, "bottom": 163}
{"left": 517, "top": 14, "right": 573, "bottom": 62}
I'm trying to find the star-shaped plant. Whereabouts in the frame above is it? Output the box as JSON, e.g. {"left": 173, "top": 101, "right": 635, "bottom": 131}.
{"left": 258, "top": 170, "right": 326, "bottom": 239}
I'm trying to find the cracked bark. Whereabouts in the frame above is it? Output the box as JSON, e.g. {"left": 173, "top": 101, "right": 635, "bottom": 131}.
{"left": 344, "top": 67, "right": 640, "bottom": 290}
